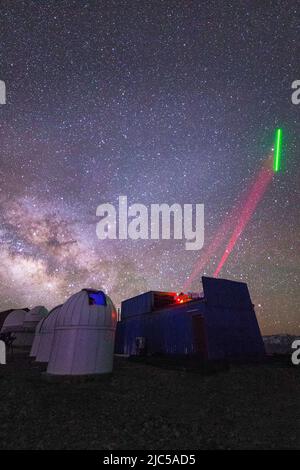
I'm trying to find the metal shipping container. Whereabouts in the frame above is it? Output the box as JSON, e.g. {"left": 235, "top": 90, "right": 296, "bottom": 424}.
{"left": 115, "top": 277, "right": 265, "bottom": 360}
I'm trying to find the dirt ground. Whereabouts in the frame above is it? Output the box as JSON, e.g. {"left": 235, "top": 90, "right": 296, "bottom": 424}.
{"left": 0, "top": 353, "right": 299, "bottom": 450}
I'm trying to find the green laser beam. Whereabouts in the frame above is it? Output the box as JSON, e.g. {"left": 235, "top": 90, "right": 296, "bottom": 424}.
{"left": 273, "top": 128, "right": 282, "bottom": 172}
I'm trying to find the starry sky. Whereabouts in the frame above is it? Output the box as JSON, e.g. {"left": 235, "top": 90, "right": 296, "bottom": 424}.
{"left": 0, "top": 1, "right": 299, "bottom": 335}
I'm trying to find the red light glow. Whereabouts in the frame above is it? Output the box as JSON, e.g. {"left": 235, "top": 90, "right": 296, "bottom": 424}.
{"left": 175, "top": 293, "right": 191, "bottom": 304}
{"left": 183, "top": 202, "right": 242, "bottom": 291}
{"left": 213, "top": 166, "right": 273, "bottom": 277}
{"left": 184, "top": 157, "right": 274, "bottom": 290}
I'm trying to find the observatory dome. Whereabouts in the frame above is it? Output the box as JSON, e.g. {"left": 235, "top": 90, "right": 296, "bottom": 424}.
{"left": 1, "top": 309, "right": 33, "bottom": 347}
{"left": 30, "top": 318, "right": 44, "bottom": 357}
{"left": 35, "top": 305, "right": 62, "bottom": 363}
{"left": 47, "top": 289, "right": 117, "bottom": 376}
{"left": 1, "top": 309, "right": 26, "bottom": 332}
{"left": 23, "top": 306, "right": 48, "bottom": 330}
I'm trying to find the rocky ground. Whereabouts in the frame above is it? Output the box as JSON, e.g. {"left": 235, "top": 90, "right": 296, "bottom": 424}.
{"left": 0, "top": 352, "right": 299, "bottom": 450}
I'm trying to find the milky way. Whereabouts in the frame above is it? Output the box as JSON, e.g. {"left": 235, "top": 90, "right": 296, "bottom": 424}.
{"left": 0, "top": 1, "right": 299, "bottom": 334}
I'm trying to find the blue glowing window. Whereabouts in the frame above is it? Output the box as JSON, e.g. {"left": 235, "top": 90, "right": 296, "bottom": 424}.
{"left": 88, "top": 292, "right": 106, "bottom": 306}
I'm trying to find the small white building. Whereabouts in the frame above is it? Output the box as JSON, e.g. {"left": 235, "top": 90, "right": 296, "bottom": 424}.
{"left": 35, "top": 305, "right": 62, "bottom": 363}
{"left": 47, "top": 289, "right": 117, "bottom": 376}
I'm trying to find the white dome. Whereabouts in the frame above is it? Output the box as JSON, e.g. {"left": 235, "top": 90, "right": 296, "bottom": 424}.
{"left": 30, "top": 316, "right": 48, "bottom": 357}
{"left": 1, "top": 309, "right": 34, "bottom": 347}
{"left": 1, "top": 310, "right": 26, "bottom": 332}
{"left": 47, "top": 289, "right": 117, "bottom": 376}
{"left": 54, "top": 290, "right": 116, "bottom": 328}
{"left": 35, "top": 305, "right": 62, "bottom": 363}
{"left": 24, "top": 306, "right": 48, "bottom": 329}
{"left": 40, "top": 305, "right": 61, "bottom": 333}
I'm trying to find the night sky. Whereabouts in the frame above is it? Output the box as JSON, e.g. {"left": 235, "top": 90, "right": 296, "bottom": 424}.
{"left": 0, "top": 1, "right": 299, "bottom": 335}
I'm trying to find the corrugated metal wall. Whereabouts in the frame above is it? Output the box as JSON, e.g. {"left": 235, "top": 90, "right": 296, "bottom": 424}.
{"left": 121, "top": 291, "right": 177, "bottom": 320}
{"left": 204, "top": 305, "right": 265, "bottom": 359}
{"left": 115, "top": 301, "right": 206, "bottom": 356}
{"left": 121, "top": 292, "right": 154, "bottom": 319}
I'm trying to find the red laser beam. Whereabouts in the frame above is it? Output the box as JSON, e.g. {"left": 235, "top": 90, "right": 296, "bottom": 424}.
{"left": 183, "top": 159, "right": 273, "bottom": 291}
{"left": 183, "top": 202, "right": 241, "bottom": 291}
{"left": 184, "top": 156, "right": 274, "bottom": 291}
{"left": 213, "top": 166, "right": 273, "bottom": 277}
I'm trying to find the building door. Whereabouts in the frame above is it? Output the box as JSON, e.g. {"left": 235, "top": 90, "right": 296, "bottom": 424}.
{"left": 192, "top": 315, "right": 208, "bottom": 359}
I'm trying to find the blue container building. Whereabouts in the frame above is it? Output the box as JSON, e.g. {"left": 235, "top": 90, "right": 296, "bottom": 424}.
{"left": 115, "top": 277, "right": 265, "bottom": 360}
